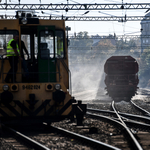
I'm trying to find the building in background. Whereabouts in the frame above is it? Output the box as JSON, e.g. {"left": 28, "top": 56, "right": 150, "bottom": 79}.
{"left": 140, "top": 12, "right": 150, "bottom": 53}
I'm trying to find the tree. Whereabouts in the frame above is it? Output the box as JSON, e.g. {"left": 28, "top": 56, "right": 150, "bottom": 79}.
{"left": 138, "top": 48, "right": 150, "bottom": 87}
{"left": 69, "top": 31, "right": 93, "bottom": 64}
{"left": 93, "top": 34, "right": 116, "bottom": 57}
{"left": 70, "top": 31, "right": 93, "bottom": 49}
{"left": 96, "top": 38, "right": 116, "bottom": 51}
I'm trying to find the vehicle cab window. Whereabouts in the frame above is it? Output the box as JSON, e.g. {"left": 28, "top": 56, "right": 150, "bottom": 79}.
{"left": 55, "top": 30, "right": 64, "bottom": 58}
{"left": 39, "top": 30, "right": 54, "bottom": 59}
{"left": 0, "top": 30, "right": 18, "bottom": 58}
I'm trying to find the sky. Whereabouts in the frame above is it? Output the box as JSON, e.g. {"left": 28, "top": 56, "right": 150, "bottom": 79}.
{"left": 0, "top": 0, "right": 150, "bottom": 36}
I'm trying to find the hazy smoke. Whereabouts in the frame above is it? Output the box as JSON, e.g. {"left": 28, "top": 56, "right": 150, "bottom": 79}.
{"left": 69, "top": 57, "right": 107, "bottom": 100}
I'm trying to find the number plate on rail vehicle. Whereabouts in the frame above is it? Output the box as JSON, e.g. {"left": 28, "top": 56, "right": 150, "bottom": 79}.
{"left": 22, "top": 85, "right": 40, "bottom": 90}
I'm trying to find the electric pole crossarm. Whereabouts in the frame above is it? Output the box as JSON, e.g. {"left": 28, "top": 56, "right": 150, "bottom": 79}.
{"left": 66, "top": 16, "right": 149, "bottom": 21}
{"left": 1, "top": 15, "right": 150, "bottom": 22}
{"left": 0, "top": 3, "right": 149, "bottom": 10}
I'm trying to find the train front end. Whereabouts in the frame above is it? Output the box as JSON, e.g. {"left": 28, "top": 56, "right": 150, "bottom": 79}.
{"left": 0, "top": 11, "right": 86, "bottom": 125}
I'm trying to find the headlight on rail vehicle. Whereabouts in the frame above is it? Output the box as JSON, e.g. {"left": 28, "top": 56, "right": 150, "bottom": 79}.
{"left": 21, "top": 17, "right": 27, "bottom": 24}
{"left": 3, "top": 85, "right": 9, "bottom": 91}
{"left": 55, "top": 84, "right": 61, "bottom": 90}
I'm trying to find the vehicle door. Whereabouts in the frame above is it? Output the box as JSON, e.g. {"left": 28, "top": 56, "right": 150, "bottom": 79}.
{"left": 38, "top": 26, "right": 56, "bottom": 82}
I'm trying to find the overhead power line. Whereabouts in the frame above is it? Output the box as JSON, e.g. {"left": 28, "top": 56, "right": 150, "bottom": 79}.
{"left": 0, "top": 3, "right": 150, "bottom": 10}
{"left": 68, "top": 35, "right": 149, "bottom": 39}
{"left": 0, "top": 15, "right": 150, "bottom": 21}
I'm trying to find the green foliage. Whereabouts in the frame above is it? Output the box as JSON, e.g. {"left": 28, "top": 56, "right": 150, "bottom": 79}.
{"left": 69, "top": 31, "right": 94, "bottom": 64}
{"left": 138, "top": 48, "right": 150, "bottom": 87}
{"left": 96, "top": 38, "right": 116, "bottom": 51}
{"left": 69, "top": 31, "right": 93, "bottom": 49}
{"left": 116, "top": 38, "right": 137, "bottom": 52}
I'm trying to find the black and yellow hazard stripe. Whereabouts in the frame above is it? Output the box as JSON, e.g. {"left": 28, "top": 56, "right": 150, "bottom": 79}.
{"left": 0, "top": 108, "right": 9, "bottom": 116}
{"left": 1, "top": 103, "right": 21, "bottom": 116}
{"left": 0, "top": 99, "right": 72, "bottom": 117}
{"left": 57, "top": 99, "right": 72, "bottom": 115}
{"left": 45, "top": 99, "right": 72, "bottom": 116}
{"left": 0, "top": 100, "right": 51, "bottom": 117}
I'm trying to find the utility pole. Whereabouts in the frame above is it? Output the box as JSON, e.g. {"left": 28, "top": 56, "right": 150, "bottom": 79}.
{"left": 66, "top": 26, "right": 71, "bottom": 47}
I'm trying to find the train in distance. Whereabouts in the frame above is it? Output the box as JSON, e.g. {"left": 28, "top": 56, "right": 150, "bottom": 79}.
{"left": 104, "top": 56, "right": 139, "bottom": 102}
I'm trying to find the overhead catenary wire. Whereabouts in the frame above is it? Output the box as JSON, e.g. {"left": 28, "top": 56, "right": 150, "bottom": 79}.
{"left": 0, "top": 1, "right": 148, "bottom": 42}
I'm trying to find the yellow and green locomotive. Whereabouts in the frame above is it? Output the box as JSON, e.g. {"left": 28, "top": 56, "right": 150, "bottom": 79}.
{"left": 0, "top": 11, "right": 86, "bottom": 125}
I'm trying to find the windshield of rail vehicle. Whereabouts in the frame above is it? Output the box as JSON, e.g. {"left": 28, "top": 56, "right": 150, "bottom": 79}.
{"left": 0, "top": 29, "right": 65, "bottom": 59}
{"left": 0, "top": 30, "right": 19, "bottom": 58}
{"left": 39, "top": 30, "right": 65, "bottom": 59}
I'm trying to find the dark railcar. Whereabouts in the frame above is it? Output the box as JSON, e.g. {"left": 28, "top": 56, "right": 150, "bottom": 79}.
{"left": 104, "top": 56, "right": 139, "bottom": 101}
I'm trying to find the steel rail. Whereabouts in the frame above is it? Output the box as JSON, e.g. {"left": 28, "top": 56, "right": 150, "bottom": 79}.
{"left": 87, "top": 108, "right": 150, "bottom": 123}
{"left": 111, "top": 101, "right": 143, "bottom": 150}
{"left": 131, "top": 100, "right": 150, "bottom": 116}
{"left": 86, "top": 112, "right": 143, "bottom": 149}
{"left": 0, "top": 3, "right": 150, "bottom": 10}
{"left": 87, "top": 108, "right": 150, "bottom": 131}
{"left": 43, "top": 123, "right": 121, "bottom": 150}
{"left": 117, "top": 115, "right": 150, "bottom": 130}
{"left": 1, "top": 124, "right": 50, "bottom": 150}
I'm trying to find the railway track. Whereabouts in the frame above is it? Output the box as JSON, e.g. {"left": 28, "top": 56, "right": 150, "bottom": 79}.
{"left": 47, "top": 124, "right": 121, "bottom": 150}
{"left": 0, "top": 132, "right": 30, "bottom": 150}
{"left": 87, "top": 108, "right": 150, "bottom": 125}
{"left": 131, "top": 100, "right": 150, "bottom": 116}
{"left": 1, "top": 107, "right": 150, "bottom": 149}
{"left": 1, "top": 123, "right": 120, "bottom": 150}
{"left": 1, "top": 124, "right": 50, "bottom": 150}
{"left": 1, "top": 89, "right": 150, "bottom": 150}
{"left": 87, "top": 100, "right": 150, "bottom": 150}
{"left": 111, "top": 101, "right": 143, "bottom": 150}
